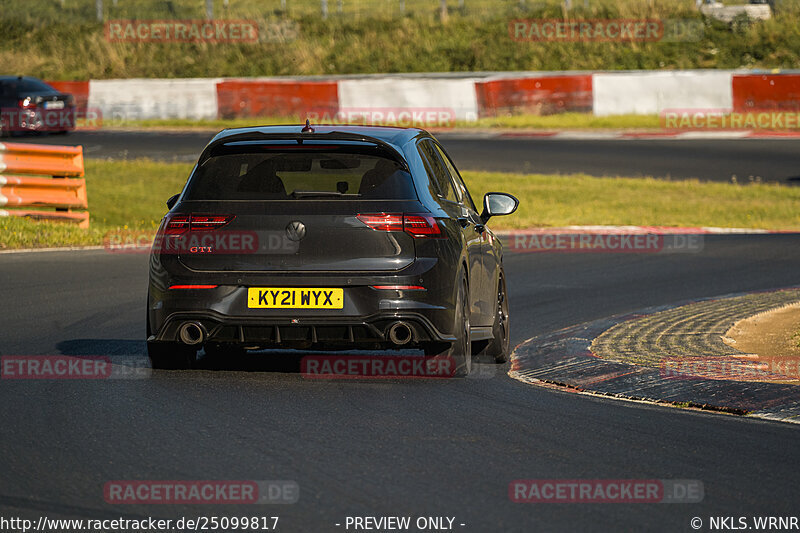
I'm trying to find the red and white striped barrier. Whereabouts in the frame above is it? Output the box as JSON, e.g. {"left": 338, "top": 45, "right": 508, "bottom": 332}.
{"left": 43, "top": 70, "right": 800, "bottom": 123}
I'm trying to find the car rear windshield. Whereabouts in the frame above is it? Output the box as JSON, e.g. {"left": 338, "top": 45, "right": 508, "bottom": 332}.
{"left": 183, "top": 146, "right": 417, "bottom": 201}
{"left": 15, "top": 78, "right": 57, "bottom": 94}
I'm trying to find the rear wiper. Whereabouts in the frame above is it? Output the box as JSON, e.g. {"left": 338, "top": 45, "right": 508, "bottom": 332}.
{"left": 290, "top": 191, "right": 361, "bottom": 198}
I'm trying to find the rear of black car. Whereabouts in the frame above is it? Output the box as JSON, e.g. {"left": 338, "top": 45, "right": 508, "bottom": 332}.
{"left": 0, "top": 76, "right": 75, "bottom": 135}
{"left": 147, "top": 130, "right": 464, "bottom": 367}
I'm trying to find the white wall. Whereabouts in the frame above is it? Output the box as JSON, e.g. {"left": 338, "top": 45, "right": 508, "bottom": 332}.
{"left": 87, "top": 78, "right": 222, "bottom": 121}
{"left": 338, "top": 77, "right": 480, "bottom": 121}
{"left": 593, "top": 71, "right": 735, "bottom": 116}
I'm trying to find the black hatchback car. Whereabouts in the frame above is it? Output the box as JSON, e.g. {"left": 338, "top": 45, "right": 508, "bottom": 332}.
{"left": 147, "top": 124, "right": 518, "bottom": 375}
{"left": 0, "top": 76, "right": 75, "bottom": 135}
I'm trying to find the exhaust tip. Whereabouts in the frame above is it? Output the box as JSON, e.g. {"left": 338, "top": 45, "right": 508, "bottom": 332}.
{"left": 178, "top": 322, "right": 206, "bottom": 346}
{"left": 387, "top": 322, "right": 413, "bottom": 346}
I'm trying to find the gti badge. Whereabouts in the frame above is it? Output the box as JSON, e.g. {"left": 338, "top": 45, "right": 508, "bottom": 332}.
{"left": 189, "top": 246, "right": 213, "bottom": 253}
{"left": 286, "top": 221, "right": 306, "bottom": 242}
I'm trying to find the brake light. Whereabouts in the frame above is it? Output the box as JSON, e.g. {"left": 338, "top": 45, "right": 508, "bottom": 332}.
{"left": 163, "top": 213, "right": 234, "bottom": 234}
{"left": 169, "top": 285, "right": 218, "bottom": 289}
{"left": 357, "top": 213, "right": 403, "bottom": 232}
{"left": 190, "top": 214, "right": 235, "bottom": 230}
{"left": 402, "top": 214, "right": 442, "bottom": 238}
{"left": 357, "top": 213, "right": 443, "bottom": 238}
{"left": 18, "top": 97, "right": 36, "bottom": 109}
{"left": 164, "top": 214, "right": 190, "bottom": 234}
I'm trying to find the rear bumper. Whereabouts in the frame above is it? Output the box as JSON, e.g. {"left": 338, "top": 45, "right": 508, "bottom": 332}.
{"left": 148, "top": 261, "right": 458, "bottom": 349}
{"left": 149, "top": 309, "right": 454, "bottom": 349}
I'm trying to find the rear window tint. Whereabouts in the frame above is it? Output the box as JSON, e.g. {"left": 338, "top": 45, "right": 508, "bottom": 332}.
{"left": 0, "top": 82, "right": 14, "bottom": 98}
{"left": 17, "top": 78, "right": 56, "bottom": 94}
{"left": 183, "top": 149, "right": 417, "bottom": 201}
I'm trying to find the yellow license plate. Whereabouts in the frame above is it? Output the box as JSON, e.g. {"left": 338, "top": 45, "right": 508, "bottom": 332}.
{"left": 247, "top": 288, "right": 344, "bottom": 309}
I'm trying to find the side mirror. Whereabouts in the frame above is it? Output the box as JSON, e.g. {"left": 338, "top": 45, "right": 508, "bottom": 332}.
{"left": 480, "top": 192, "right": 519, "bottom": 223}
{"left": 166, "top": 194, "right": 180, "bottom": 210}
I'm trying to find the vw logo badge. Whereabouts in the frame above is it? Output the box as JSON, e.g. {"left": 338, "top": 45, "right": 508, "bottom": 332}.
{"left": 286, "top": 221, "right": 306, "bottom": 241}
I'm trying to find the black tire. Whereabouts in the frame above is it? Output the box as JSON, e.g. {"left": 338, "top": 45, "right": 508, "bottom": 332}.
{"left": 426, "top": 274, "right": 471, "bottom": 377}
{"left": 476, "top": 268, "right": 510, "bottom": 363}
{"left": 147, "top": 341, "right": 197, "bottom": 370}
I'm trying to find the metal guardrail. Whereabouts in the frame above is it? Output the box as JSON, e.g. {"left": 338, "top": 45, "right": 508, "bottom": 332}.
{"left": 0, "top": 142, "right": 89, "bottom": 228}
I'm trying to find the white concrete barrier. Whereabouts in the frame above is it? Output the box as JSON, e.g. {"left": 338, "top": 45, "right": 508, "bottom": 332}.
{"left": 338, "top": 77, "right": 481, "bottom": 121}
{"left": 87, "top": 78, "right": 222, "bottom": 122}
{"left": 593, "top": 71, "right": 736, "bottom": 116}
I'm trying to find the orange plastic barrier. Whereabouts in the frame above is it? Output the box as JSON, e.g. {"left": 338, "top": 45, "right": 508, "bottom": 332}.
{"left": 0, "top": 176, "right": 87, "bottom": 209}
{"left": 0, "top": 142, "right": 89, "bottom": 228}
{"left": 0, "top": 142, "right": 84, "bottom": 177}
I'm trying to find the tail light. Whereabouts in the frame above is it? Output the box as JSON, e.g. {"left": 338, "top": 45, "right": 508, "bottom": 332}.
{"left": 357, "top": 213, "right": 443, "bottom": 238}
{"left": 356, "top": 213, "right": 403, "bottom": 232}
{"left": 18, "top": 97, "right": 36, "bottom": 109}
{"left": 189, "top": 214, "right": 235, "bottom": 230}
{"left": 402, "top": 214, "right": 442, "bottom": 238}
{"left": 162, "top": 213, "right": 234, "bottom": 235}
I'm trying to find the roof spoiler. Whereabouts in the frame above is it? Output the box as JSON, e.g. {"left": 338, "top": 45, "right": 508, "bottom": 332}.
{"left": 200, "top": 130, "right": 410, "bottom": 171}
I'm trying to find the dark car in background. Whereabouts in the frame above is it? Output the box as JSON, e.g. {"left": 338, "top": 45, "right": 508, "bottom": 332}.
{"left": 0, "top": 76, "right": 75, "bottom": 136}
{"left": 147, "top": 124, "right": 518, "bottom": 376}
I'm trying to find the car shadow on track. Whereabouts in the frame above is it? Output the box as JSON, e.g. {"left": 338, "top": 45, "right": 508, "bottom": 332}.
{"left": 54, "top": 339, "right": 505, "bottom": 379}
{"left": 56, "top": 338, "right": 307, "bottom": 373}
{"left": 55, "top": 339, "right": 415, "bottom": 374}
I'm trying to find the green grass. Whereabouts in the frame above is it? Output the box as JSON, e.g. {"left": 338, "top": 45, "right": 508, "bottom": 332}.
{"left": 4, "top": 1, "right": 800, "bottom": 79}
{"left": 2, "top": 159, "right": 800, "bottom": 250}
{"left": 465, "top": 171, "right": 800, "bottom": 230}
{"left": 468, "top": 113, "right": 662, "bottom": 130}
{"left": 99, "top": 113, "right": 662, "bottom": 131}
{"left": 0, "top": 159, "right": 188, "bottom": 249}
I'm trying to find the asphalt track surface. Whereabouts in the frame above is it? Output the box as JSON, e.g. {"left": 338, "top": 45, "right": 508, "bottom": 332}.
{"left": 2, "top": 234, "right": 800, "bottom": 531}
{"left": 11, "top": 130, "right": 800, "bottom": 184}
